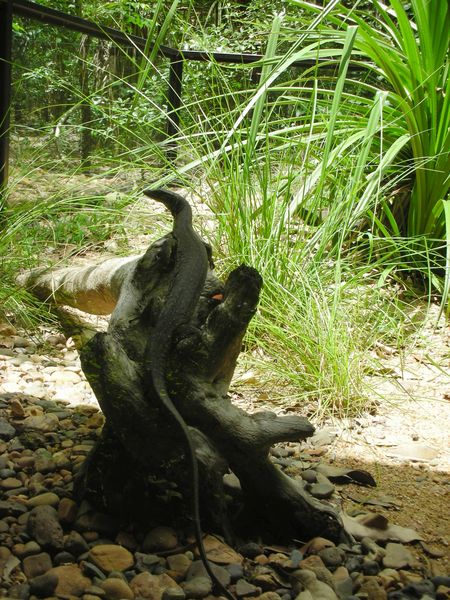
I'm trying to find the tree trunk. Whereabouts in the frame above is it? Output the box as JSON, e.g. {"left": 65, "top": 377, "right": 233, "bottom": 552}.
{"left": 19, "top": 215, "right": 347, "bottom": 545}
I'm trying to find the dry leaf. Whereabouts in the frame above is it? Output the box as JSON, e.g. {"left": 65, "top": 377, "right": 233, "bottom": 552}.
{"left": 342, "top": 512, "right": 423, "bottom": 543}
{"left": 316, "top": 464, "right": 376, "bottom": 487}
{"left": 201, "top": 535, "right": 243, "bottom": 564}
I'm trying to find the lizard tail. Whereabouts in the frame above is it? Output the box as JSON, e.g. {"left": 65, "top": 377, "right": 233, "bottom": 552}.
{"left": 143, "top": 188, "right": 188, "bottom": 216}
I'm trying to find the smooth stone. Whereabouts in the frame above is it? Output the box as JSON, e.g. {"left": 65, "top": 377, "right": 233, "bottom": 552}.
{"left": 22, "top": 551, "right": 53, "bottom": 578}
{"left": 300, "top": 556, "right": 327, "bottom": 570}
{"left": 0, "top": 466, "right": 15, "bottom": 478}
{"left": 53, "top": 550, "right": 76, "bottom": 565}
{"left": 5, "top": 582, "right": 30, "bottom": 600}
{"left": 0, "top": 477, "right": 23, "bottom": 489}
{"left": 29, "top": 571, "right": 58, "bottom": 597}
{"left": 27, "top": 505, "right": 64, "bottom": 551}
{"left": 288, "top": 549, "right": 303, "bottom": 569}
{"left": 345, "top": 556, "right": 364, "bottom": 573}
{"left": 21, "top": 413, "right": 59, "bottom": 433}
{"left": 382, "top": 544, "right": 414, "bottom": 570}
{"left": 12, "top": 541, "right": 41, "bottom": 559}
{"left": 49, "top": 370, "right": 82, "bottom": 384}
{"left": 318, "top": 547, "right": 345, "bottom": 569}
{"left": 361, "top": 559, "right": 380, "bottom": 576}
{"left": 301, "top": 470, "right": 318, "bottom": 484}
{"left": 309, "top": 481, "right": 335, "bottom": 500}
{"left": 187, "top": 560, "right": 231, "bottom": 587}
{"left": 27, "top": 492, "right": 60, "bottom": 508}
{"left": 361, "top": 538, "right": 386, "bottom": 561}
{"left": 162, "top": 587, "right": 186, "bottom": 600}
{"left": 302, "top": 566, "right": 335, "bottom": 590}
{"left": 386, "top": 443, "right": 439, "bottom": 462}
{"left": 251, "top": 573, "right": 281, "bottom": 592}
{"left": 167, "top": 553, "right": 192, "bottom": 579}
{"left": 436, "top": 585, "right": 450, "bottom": 599}
{"left": 334, "top": 577, "right": 353, "bottom": 600}
{"left": 10, "top": 398, "right": 26, "bottom": 418}
{"left": 292, "top": 570, "right": 338, "bottom": 600}
{"left": 33, "top": 449, "right": 56, "bottom": 474}
{"left": 100, "top": 577, "right": 134, "bottom": 599}
{"left": 238, "top": 542, "right": 263, "bottom": 559}
{"left": 48, "top": 563, "right": 92, "bottom": 597}
{"left": 235, "top": 579, "right": 260, "bottom": 597}
{"left": 359, "top": 578, "right": 387, "bottom": 600}
{"left": 142, "top": 526, "right": 178, "bottom": 553}
{"left": 81, "top": 560, "right": 108, "bottom": 580}
{"left": 0, "top": 499, "right": 28, "bottom": 517}
{"left": 85, "top": 585, "right": 108, "bottom": 596}
{"left": 401, "top": 580, "right": 435, "bottom": 598}
{"left": 227, "top": 563, "right": 244, "bottom": 582}
{"left": 88, "top": 544, "right": 135, "bottom": 573}
{"left": 4, "top": 486, "right": 28, "bottom": 497}
{"left": 52, "top": 450, "right": 71, "bottom": 469}
{"left": 130, "top": 572, "right": 182, "bottom": 600}
{"left": 181, "top": 576, "right": 213, "bottom": 598}
{"left": 309, "top": 430, "right": 337, "bottom": 447}
{"left": 134, "top": 552, "right": 161, "bottom": 573}
{"left": 14, "top": 456, "right": 35, "bottom": 469}
{"left": 58, "top": 497, "right": 78, "bottom": 524}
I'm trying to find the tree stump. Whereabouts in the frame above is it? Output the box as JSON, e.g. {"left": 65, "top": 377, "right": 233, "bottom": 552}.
{"left": 20, "top": 207, "right": 347, "bottom": 545}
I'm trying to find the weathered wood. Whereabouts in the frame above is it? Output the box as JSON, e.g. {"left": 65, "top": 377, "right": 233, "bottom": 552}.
{"left": 21, "top": 214, "right": 348, "bottom": 544}
{"left": 17, "top": 254, "right": 141, "bottom": 314}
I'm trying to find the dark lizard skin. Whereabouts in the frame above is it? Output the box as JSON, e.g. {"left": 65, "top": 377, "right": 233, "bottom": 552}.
{"left": 143, "top": 189, "right": 235, "bottom": 600}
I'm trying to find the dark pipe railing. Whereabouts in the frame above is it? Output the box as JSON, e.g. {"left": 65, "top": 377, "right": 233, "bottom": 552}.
{"left": 0, "top": 0, "right": 13, "bottom": 197}
{"left": 0, "top": 0, "right": 367, "bottom": 200}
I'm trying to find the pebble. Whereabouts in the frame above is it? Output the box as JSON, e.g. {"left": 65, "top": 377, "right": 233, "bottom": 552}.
{"left": 317, "top": 547, "right": 345, "bottom": 569}
{"left": 27, "top": 505, "right": 64, "bottom": 551}
{"left": 235, "top": 578, "right": 260, "bottom": 597}
{"left": 29, "top": 571, "right": 59, "bottom": 597}
{"left": 22, "top": 551, "right": 53, "bottom": 577}
{"left": 301, "top": 469, "right": 317, "bottom": 484}
{"left": 291, "top": 569, "right": 338, "bottom": 600}
{"left": 142, "top": 526, "right": 179, "bottom": 552}
{"left": 26, "top": 491, "right": 60, "bottom": 507}
{"left": 182, "top": 575, "right": 212, "bottom": 598}
{"left": 0, "top": 419, "right": 16, "bottom": 440}
{"left": 359, "top": 577, "right": 387, "bottom": 600}
{"left": 100, "top": 576, "right": 134, "bottom": 599}
{"left": 163, "top": 588, "right": 186, "bottom": 600}
{"left": 88, "top": 544, "right": 135, "bottom": 573}
{"left": 383, "top": 544, "right": 414, "bottom": 570}
{"left": 131, "top": 571, "right": 181, "bottom": 599}
{"left": 309, "top": 481, "right": 335, "bottom": 500}
{"left": 167, "top": 553, "right": 192, "bottom": 579}
{"left": 189, "top": 560, "right": 231, "bottom": 587}
{"left": 49, "top": 563, "right": 92, "bottom": 596}
{"left": 21, "top": 413, "right": 59, "bottom": 432}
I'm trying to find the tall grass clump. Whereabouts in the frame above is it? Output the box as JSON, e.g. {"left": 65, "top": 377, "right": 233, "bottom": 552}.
{"left": 6, "top": 0, "right": 446, "bottom": 415}
{"left": 287, "top": 0, "right": 450, "bottom": 301}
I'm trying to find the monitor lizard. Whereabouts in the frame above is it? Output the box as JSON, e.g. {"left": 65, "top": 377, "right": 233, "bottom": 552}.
{"left": 143, "top": 188, "right": 235, "bottom": 600}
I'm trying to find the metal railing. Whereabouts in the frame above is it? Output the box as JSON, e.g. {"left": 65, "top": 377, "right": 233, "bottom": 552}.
{"left": 0, "top": 0, "right": 365, "bottom": 198}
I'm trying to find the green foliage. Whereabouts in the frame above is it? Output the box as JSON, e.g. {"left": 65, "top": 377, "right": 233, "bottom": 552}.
{"left": 5, "top": 0, "right": 449, "bottom": 415}
{"left": 0, "top": 191, "right": 134, "bottom": 325}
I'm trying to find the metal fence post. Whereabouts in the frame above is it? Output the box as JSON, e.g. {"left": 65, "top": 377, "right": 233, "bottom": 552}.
{"left": 166, "top": 55, "right": 183, "bottom": 163}
{"left": 0, "top": 0, "right": 13, "bottom": 204}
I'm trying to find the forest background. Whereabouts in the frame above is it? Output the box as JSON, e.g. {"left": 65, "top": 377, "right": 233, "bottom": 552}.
{"left": 2, "top": 0, "right": 450, "bottom": 417}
